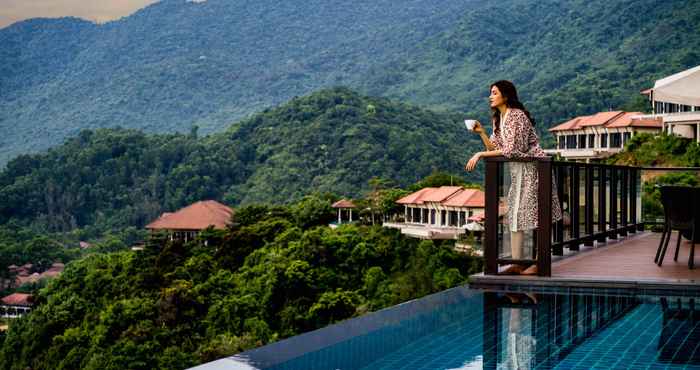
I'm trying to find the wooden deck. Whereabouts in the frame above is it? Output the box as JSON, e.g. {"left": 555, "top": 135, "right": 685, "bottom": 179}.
{"left": 470, "top": 231, "right": 700, "bottom": 295}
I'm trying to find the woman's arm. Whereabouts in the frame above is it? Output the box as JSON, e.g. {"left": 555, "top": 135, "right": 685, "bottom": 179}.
{"left": 465, "top": 149, "right": 502, "bottom": 171}
{"left": 479, "top": 131, "right": 496, "bottom": 151}
{"left": 472, "top": 121, "right": 496, "bottom": 151}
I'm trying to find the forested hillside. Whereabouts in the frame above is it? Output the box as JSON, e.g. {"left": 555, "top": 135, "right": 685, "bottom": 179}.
{"left": 365, "top": 0, "right": 700, "bottom": 125}
{"left": 0, "top": 0, "right": 474, "bottom": 164}
{"left": 0, "top": 88, "right": 480, "bottom": 234}
{"left": 2, "top": 0, "right": 699, "bottom": 164}
{"left": 0, "top": 202, "right": 482, "bottom": 369}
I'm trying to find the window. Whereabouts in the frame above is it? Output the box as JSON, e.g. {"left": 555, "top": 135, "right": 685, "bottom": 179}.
{"left": 459, "top": 211, "right": 465, "bottom": 227}
{"left": 588, "top": 134, "right": 595, "bottom": 148}
{"left": 623, "top": 132, "right": 631, "bottom": 145}
{"left": 566, "top": 135, "right": 577, "bottom": 149}
{"left": 610, "top": 133, "right": 622, "bottom": 148}
{"left": 422, "top": 209, "right": 429, "bottom": 224}
{"left": 558, "top": 137, "right": 565, "bottom": 149}
{"left": 449, "top": 211, "right": 458, "bottom": 226}
{"left": 601, "top": 133, "right": 608, "bottom": 148}
{"left": 412, "top": 208, "right": 421, "bottom": 222}
{"left": 430, "top": 209, "right": 436, "bottom": 224}
{"left": 578, "top": 134, "right": 587, "bottom": 149}
{"left": 440, "top": 210, "right": 447, "bottom": 226}
{"left": 655, "top": 102, "right": 663, "bottom": 114}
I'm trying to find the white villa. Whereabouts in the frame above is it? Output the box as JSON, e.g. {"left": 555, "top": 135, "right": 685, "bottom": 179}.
{"left": 545, "top": 111, "right": 662, "bottom": 161}
{"left": 639, "top": 64, "right": 700, "bottom": 141}
{"left": 384, "top": 186, "right": 484, "bottom": 240}
{"left": 545, "top": 64, "right": 700, "bottom": 161}
{"left": 1, "top": 293, "right": 33, "bottom": 319}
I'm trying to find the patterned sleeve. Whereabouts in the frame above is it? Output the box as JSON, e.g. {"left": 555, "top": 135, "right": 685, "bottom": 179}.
{"left": 500, "top": 110, "right": 530, "bottom": 158}
{"left": 490, "top": 128, "right": 503, "bottom": 151}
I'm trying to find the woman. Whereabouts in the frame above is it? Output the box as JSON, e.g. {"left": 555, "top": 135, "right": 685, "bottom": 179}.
{"left": 465, "top": 80, "right": 562, "bottom": 275}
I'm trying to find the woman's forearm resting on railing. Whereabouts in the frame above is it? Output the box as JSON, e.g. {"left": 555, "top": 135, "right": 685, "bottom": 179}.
{"left": 479, "top": 131, "right": 496, "bottom": 151}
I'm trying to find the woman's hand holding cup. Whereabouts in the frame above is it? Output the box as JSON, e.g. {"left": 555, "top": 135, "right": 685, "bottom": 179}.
{"left": 465, "top": 119, "right": 483, "bottom": 134}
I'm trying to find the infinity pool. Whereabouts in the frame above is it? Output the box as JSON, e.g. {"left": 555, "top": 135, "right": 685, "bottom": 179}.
{"left": 192, "top": 286, "right": 700, "bottom": 370}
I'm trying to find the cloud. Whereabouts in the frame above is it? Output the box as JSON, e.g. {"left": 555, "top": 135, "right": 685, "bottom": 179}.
{"left": 0, "top": 0, "right": 161, "bottom": 29}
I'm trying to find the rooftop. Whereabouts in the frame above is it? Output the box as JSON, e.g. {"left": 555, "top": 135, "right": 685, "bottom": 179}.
{"left": 396, "top": 186, "right": 484, "bottom": 207}
{"left": 549, "top": 110, "right": 661, "bottom": 132}
{"left": 1, "top": 293, "right": 33, "bottom": 307}
{"left": 146, "top": 200, "right": 234, "bottom": 231}
{"left": 331, "top": 199, "right": 356, "bottom": 208}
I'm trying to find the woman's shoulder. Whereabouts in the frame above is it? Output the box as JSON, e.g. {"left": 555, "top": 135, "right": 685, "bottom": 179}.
{"left": 509, "top": 108, "right": 526, "bottom": 117}
{"left": 509, "top": 108, "right": 531, "bottom": 123}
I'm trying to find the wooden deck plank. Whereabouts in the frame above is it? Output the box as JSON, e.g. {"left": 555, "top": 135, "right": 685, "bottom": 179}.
{"left": 469, "top": 231, "right": 700, "bottom": 294}
{"left": 552, "top": 232, "right": 700, "bottom": 280}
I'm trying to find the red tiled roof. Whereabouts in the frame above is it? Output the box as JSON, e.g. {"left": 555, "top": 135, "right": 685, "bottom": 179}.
{"left": 146, "top": 200, "right": 234, "bottom": 230}
{"left": 442, "top": 189, "right": 485, "bottom": 207}
{"left": 396, "top": 186, "right": 462, "bottom": 205}
{"left": 395, "top": 187, "right": 432, "bottom": 204}
{"left": 549, "top": 110, "right": 661, "bottom": 132}
{"left": 577, "top": 111, "right": 624, "bottom": 127}
{"left": 549, "top": 116, "right": 584, "bottom": 132}
{"left": 397, "top": 187, "right": 484, "bottom": 208}
{"left": 420, "top": 186, "right": 463, "bottom": 202}
{"left": 332, "top": 199, "right": 356, "bottom": 208}
{"left": 1, "top": 293, "right": 33, "bottom": 307}
{"left": 606, "top": 112, "right": 662, "bottom": 128}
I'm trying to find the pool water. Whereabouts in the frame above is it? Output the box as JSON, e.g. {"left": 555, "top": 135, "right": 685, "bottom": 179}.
{"left": 192, "top": 287, "right": 700, "bottom": 370}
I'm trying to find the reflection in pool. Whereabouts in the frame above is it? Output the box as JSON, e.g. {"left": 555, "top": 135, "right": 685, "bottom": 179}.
{"left": 191, "top": 287, "right": 700, "bottom": 370}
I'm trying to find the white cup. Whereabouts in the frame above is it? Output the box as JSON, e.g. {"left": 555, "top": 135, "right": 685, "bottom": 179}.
{"left": 464, "top": 119, "right": 477, "bottom": 131}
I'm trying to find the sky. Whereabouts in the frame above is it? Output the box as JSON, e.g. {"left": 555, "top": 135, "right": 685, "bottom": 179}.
{"left": 0, "top": 0, "right": 160, "bottom": 29}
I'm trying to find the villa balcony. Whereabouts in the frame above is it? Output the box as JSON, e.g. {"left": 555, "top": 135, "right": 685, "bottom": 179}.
{"left": 544, "top": 147, "right": 622, "bottom": 160}
{"left": 634, "top": 111, "right": 700, "bottom": 124}
{"left": 383, "top": 222, "right": 471, "bottom": 240}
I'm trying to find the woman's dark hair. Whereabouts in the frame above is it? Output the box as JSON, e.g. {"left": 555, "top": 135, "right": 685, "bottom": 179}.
{"left": 490, "top": 80, "right": 536, "bottom": 130}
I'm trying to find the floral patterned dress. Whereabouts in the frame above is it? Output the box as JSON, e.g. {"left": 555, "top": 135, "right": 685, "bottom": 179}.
{"left": 490, "top": 108, "right": 562, "bottom": 232}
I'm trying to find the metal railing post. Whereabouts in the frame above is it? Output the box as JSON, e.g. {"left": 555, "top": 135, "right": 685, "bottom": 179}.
{"left": 537, "top": 158, "right": 552, "bottom": 277}
{"left": 597, "top": 167, "right": 607, "bottom": 243}
{"left": 484, "top": 160, "right": 500, "bottom": 275}
{"left": 609, "top": 168, "right": 618, "bottom": 239}
{"left": 584, "top": 166, "right": 594, "bottom": 246}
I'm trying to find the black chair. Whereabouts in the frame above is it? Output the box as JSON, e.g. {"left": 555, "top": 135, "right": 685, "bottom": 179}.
{"left": 655, "top": 186, "right": 698, "bottom": 269}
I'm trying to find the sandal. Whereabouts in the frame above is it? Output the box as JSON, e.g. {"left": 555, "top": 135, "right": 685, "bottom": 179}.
{"left": 521, "top": 264, "right": 538, "bottom": 275}
{"left": 501, "top": 264, "right": 524, "bottom": 275}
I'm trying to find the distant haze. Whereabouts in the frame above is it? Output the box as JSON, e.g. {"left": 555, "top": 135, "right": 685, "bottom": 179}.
{"left": 0, "top": 0, "right": 160, "bottom": 28}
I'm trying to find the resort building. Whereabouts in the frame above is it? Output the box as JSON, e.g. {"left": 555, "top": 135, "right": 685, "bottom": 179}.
{"left": 545, "top": 111, "right": 662, "bottom": 161}
{"left": 639, "top": 64, "right": 700, "bottom": 141}
{"left": 384, "top": 186, "right": 484, "bottom": 239}
{"left": 1, "top": 293, "right": 33, "bottom": 318}
{"left": 331, "top": 199, "right": 356, "bottom": 227}
{"left": 146, "top": 200, "right": 234, "bottom": 242}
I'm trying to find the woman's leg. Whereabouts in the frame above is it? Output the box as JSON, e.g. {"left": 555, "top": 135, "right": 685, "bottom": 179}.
{"left": 511, "top": 230, "right": 524, "bottom": 259}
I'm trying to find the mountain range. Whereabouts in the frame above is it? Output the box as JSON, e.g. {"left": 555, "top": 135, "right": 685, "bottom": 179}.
{"left": 0, "top": 88, "right": 478, "bottom": 233}
{"left": 1, "top": 0, "right": 699, "bottom": 165}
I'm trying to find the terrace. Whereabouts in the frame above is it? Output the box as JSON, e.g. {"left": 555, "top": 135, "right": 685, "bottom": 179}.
{"left": 470, "top": 157, "right": 700, "bottom": 295}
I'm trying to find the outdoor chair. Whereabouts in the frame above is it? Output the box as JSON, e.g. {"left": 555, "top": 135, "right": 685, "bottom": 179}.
{"left": 655, "top": 186, "right": 698, "bottom": 269}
